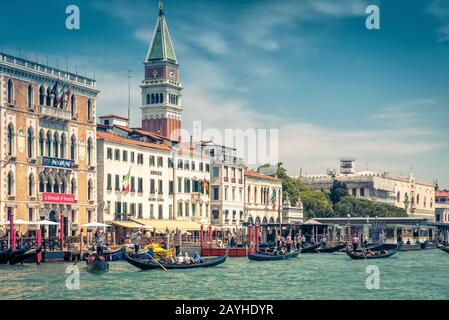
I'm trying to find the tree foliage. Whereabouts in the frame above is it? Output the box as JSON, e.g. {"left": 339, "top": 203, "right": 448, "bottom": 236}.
{"left": 329, "top": 180, "right": 349, "bottom": 204}
{"left": 334, "top": 195, "right": 407, "bottom": 217}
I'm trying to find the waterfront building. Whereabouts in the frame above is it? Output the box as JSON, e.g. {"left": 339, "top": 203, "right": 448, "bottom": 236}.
{"left": 300, "top": 158, "right": 435, "bottom": 221}
{"left": 435, "top": 189, "right": 449, "bottom": 224}
{"left": 200, "top": 141, "right": 245, "bottom": 231}
{"left": 97, "top": 128, "right": 211, "bottom": 225}
{"left": 141, "top": 3, "right": 182, "bottom": 142}
{"left": 282, "top": 195, "right": 304, "bottom": 224}
{"left": 0, "top": 52, "right": 99, "bottom": 236}
{"left": 245, "top": 169, "right": 283, "bottom": 225}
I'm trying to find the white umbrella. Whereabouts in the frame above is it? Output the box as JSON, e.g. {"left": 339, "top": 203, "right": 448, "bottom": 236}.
{"left": 14, "top": 219, "right": 34, "bottom": 225}
{"left": 82, "top": 222, "right": 112, "bottom": 228}
{"left": 0, "top": 221, "right": 8, "bottom": 226}
{"left": 140, "top": 225, "right": 154, "bottom": 230}
{"left": 37, "top": 220, "right": 59, "bottom": 226}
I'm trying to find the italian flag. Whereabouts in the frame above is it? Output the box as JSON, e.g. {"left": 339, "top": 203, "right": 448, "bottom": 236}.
{"left": 122, "top": 167, "right": 131, "bottom": 195}
{"left": 55, "top": 83, "right": 68, "bottom": 107}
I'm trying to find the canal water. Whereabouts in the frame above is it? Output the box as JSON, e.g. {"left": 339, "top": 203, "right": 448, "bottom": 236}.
{"left": 1, "top": 250, "right": 448, "bottom": 300}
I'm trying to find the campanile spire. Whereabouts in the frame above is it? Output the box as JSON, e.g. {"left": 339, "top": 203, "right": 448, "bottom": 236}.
{"left": 141, "top": 2, "right": 183, "bottom": 141}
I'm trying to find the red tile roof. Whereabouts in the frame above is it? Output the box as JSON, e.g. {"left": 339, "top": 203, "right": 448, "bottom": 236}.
{"left": 436, "top": 190, "right": 449, "bottom": 197}
{"left": 245, "top": 169, "right": 280, "bottom": 181}
{"left": 97, "top": 131, "right": 172, "bottom": 152}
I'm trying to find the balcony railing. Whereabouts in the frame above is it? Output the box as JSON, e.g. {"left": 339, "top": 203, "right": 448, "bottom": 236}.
{"left": 39, "top": 105, "right": 71, "bottom": 121}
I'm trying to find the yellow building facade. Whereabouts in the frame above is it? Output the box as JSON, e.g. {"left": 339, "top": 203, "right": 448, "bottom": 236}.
{"left": 0, "top": 53, "right": 99, "bottom": 237}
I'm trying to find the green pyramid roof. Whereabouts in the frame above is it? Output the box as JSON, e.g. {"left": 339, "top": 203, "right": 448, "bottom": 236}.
{"left": 146, "top": 8, "right": 178, "bottom": 64}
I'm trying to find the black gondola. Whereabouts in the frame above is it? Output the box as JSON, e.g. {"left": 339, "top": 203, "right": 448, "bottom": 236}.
{"left": 123, "top": 251, "right": 227, "bottom": 270}
{"left": 439, "top": 246, "right": 449, "bottom": 254}
{"left": 248, "top": 250, "right": 300, "bottom": 261}
{"left": 300, "top": 243, "right": 321, "bottom": 253}
{"left": 309, "top": 243, "right": 346, "bottom": 253}
{"left": 346, "top": 246, "right": 398, "bottom": 260}
{"left": 8, "top": 246, "right": 43, "bottom": 265}
{"left": 0, "top": 248, "right": 12, "bottom": 264}
{"left": 1, "top": 247, "right": 27, "bottom": 264}
{"left": 86, "top": 253, "right": 109, "bottom": 274}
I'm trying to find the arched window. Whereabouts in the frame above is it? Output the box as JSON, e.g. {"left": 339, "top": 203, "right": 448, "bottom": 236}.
{"left": 7, "top": 123, "right": 15, "bottom": 156}
{"left": 39, "top": 130, "right": 45, "bottom": 156}
{"left": 87, "top": 179, "right": 93, "bottom": 201}
{"left": 70, "top": 95, "right": 76, "bottom": 117}
{"left": 7, "top": 79, "right": 14, "bottom": 104}
{"left": 247, "top": 186, "right": 251, "bottom": 203}
{"left": 71, "top": 178, "right": 77, "bottom": 195}
{"left": 61, "top": 178, "right": 67, "bottom": 194}
{"left": 87, "top": 138, "right": 93, "bottom": 166}
{"left": 46, "top": 178, "right": 52, "bottom": 193}
{"left": 39, "top": 175, "right": 45, "bottom": 193}
{"left": 151, "top": 94, "right": 155, "bottom": 104}
{"left": 87, "top": 99, "right": 92, "bottom": 121}
{"left": 397, "top": 191, "right": 401, "bottom": 202}
{"left": 53, "top": 178, "right": 60, "bottom": 193}
{"left": 53, "top": 132, "right": 59, "bottom": 158}
{"left": 70, "top": 135, "right": 76, "bottom": 160}
{"left": 160, "top": 93, "right": 163, "bottom": 103}
{"left": 39, "top": 86, "right": 45, "bottom": 106}
{"left": 155, "top": 93, "right": 159, "bottom": 104}
{"left": 7, "top": 171, "right": 14, "bottom": 196}
{"left": 60, "top": 133, "right": 66, "bottom": 159}
{"left": 254, "top": 187, "right": 258, "bottom": 204}
{"left": 46, "top": 87, "right": 52, "bottom": 106}
{"left": 146, "top": 94, "right": 151, "bottom": 105}
{"left": 27, "top": 127, "right": 34, "bottom": 158}
{"left": 46, "top": 131, "right": 52, "bottom": 157}
{"left": 28, "top": 173, "right": 34, "bottom": 197}
{"left": 28, "top": 84, "right": 33, "bottom": 109}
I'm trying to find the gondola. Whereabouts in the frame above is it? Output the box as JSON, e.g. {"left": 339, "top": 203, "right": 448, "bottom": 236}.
{"left": 1, "top": 247, "right": 28, "bottom": 264}
{"left": 398, "top": 243, "right": 421, "bottom": 251}
{"left": 0, "top": 248, "right": 12, "bottom": 264}
{"left": 248, "top": 250, "right": 300, "bottom": 261}
{"left": 8, "top": 246, "right": 43, "bottom": 265}
{"left": 123, "top": 251, "right": 227, "bottom": 270}
{"left": 300, "top": 243, "right": 321, "bottom": 253}
{"left": 86, "top": 253, "right": 109, "bottom": 274}
{"left": 310, "top": 243, "right": 346, "bottom": 253}
{"left": 82, "top": 247, "right": 124, "bottom": 261}
{"left": 439, "top": 246, "right": 449, "bottom": 254}
{"left": 346, "top": 246, "right": 398, "bottom": 260}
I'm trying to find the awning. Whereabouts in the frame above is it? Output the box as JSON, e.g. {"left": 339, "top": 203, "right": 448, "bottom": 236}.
{"left": 111, "top": 221, "right": 143, "bottom": 229}
{"left": 303, "top": 219, "right": 322, "bottom": 225}
{"left": 131, "top": 219, "right": 203, "bottom": 232}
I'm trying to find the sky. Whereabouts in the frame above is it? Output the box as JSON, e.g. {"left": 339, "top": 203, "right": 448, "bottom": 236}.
{"left": 1, "top": 0, "right": 448, "bottom": 186}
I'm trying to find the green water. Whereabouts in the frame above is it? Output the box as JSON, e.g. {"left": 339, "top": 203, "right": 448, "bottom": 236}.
{"left": 1, "top": 250, "right": 448, "bottom": 300}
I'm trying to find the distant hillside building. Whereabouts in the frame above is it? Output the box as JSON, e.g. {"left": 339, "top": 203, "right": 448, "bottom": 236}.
{"left": 299, "top": 159, "right": 435, "bottom": 221}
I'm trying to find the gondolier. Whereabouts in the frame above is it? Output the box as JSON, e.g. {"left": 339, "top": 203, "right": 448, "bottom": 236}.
{"left": 132, "top": 232, "right": 142, "bottom": 254}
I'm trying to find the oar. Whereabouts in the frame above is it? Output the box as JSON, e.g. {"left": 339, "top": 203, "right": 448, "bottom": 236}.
{"left": 145, "top": 253, "right": 168, "bottom": 272}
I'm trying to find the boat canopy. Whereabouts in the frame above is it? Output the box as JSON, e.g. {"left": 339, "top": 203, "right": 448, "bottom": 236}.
{"left": 131, "top": 219, "right": 203, "bottom": 232}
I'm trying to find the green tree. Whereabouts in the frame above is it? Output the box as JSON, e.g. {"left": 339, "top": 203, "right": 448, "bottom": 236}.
{"left": 333, "top": 195, "right": 407, "bottom": 218}
{"left": 329, "top": 180, "right": 348, "bottom": 204}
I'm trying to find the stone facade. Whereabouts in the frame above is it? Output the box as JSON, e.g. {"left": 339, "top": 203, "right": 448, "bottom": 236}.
{"left": 0, "top": 53, "right": 98, "bottom": 236}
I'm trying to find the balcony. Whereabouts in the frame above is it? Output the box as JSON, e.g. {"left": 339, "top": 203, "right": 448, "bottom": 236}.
{"left": 39, "top": 105, "right": 71, "bottom": 122}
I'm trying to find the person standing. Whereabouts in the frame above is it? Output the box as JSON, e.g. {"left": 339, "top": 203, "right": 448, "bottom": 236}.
{"left": 132, "top": 232, "right": 142, "bottom": 254}
{"left": 352, "top": 234, "right": 360, "bottom": 252}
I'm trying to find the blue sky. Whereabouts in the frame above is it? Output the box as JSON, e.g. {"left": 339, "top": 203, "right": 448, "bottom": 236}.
{"left": 1, "top": 0, "right": 448, "bottom": 186}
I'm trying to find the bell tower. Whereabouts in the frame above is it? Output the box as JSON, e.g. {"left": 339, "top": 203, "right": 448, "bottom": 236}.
{"left": 141, "top": 2, "right": 183, "bottom": 141}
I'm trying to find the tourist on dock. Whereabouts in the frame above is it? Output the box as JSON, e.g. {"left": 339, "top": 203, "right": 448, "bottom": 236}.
{"left": 352, "top": 234, "right": 360, "bottom": 251}
{"left": 320, "top": 236, "right": 327, "bottom": 248}
{"left": 363, "top": 234, "right": 368, "bottom": 248}
{"left": 132, "top": 232, "right": 142, "bottom": 254}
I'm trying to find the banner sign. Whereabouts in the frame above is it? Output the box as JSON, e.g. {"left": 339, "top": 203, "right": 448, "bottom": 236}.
{"left": 42, "top": 156, "right": 76, "bottom": 169}
{"left": 42, "top": 193, "right": 76, "bottom": 204}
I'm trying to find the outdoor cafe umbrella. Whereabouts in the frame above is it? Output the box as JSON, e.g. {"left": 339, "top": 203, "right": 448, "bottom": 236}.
{"left": 37, "top": 220, "right": 59, "bottom": 226}
{"left": 82, "top": 222, "right": 112, "bottom": 228}
{"left": 13, "top": 219, "right": 34, "bottom": 225}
